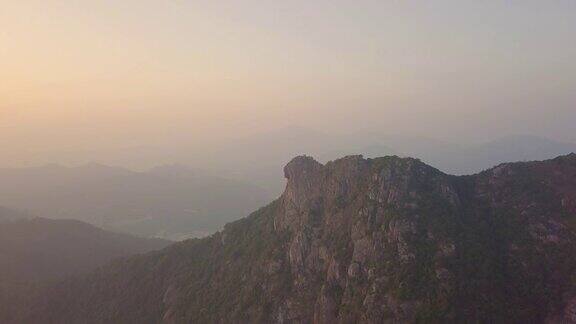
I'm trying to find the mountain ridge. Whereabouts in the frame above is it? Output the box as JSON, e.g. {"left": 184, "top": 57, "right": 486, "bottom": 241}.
{"left": 12, "top": 153, "right": 576, "bottom": 323}
{"left": 0, "top": 215, "right": 172, "bottom": 323}
{"left": 0, "top": 216, "right": 171, "bottom": 283}
{"left": 188, "top": 130, "right": 576, "bottom": 194}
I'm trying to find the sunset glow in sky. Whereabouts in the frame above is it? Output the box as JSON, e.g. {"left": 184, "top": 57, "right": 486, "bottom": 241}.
{"left": 1, "top": 1, "right": 575, "bottom": 167}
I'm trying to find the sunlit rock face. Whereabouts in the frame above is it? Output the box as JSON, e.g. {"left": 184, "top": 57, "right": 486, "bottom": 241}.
{"left": 14, "top": 153, "right": 576, "bottom": 324}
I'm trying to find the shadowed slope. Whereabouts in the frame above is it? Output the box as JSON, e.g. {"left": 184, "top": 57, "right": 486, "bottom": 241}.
{"left": 13, "top": 153, "right": 576, "bottom": 323}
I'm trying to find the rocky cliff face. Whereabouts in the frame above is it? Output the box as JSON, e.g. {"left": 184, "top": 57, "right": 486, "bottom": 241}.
{"left": 15, "top": 154, "right": 576, "bottom": 323}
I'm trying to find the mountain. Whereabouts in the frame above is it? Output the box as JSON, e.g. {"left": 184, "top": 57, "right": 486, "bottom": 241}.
{"left": 12, "top": 153, "right": 576, "bottom": 323}
{"left": 0, "top": 216, "right": 170, "bottom": 323}
{"left": 0, "top": 164, "right": 273, "bottom": 240}
{"left": 0, "top": 217, "right": 170, "bottom": 283}
{"left": 189, "top": 128, "right": 576, "bottom": 195}
{"left": 0, "top": 206, "right": 31, "bottom": 223}
{"left": 317, "top": 144, "right": 399, "bottom": 164}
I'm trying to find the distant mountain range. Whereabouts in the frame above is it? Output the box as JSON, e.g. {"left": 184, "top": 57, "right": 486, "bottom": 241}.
{"left": 8, "top": 153, "right": 576, "bottom": 323}
{"left": 0, "top": 164, "right": 273, "bottom": 240}
{"left": 0, "top": 130, "right": 572, "bottom": 241}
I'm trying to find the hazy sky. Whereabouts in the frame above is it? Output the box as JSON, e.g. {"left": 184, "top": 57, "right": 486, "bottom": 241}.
{"left": 1, "top": 1, "right": 575, "bottom": 167}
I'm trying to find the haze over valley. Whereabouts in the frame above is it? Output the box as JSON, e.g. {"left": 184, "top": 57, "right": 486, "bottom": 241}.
{"left": 0, "top": 163, "right": 272, "bottom": 240}
{"left": 0, "top": 131, "right": 574, "bottom": 240}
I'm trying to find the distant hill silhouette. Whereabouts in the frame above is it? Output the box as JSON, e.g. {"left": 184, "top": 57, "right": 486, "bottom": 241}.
{"left": 0, "top": 164, "right": 272, "bottom": 240}
{"left": 0, "top": 130, "right": 572, "bottom": 241}
{"left": 0, "top": 215, "right": 170, "bottom": 323}
{"left": 0, "top": 216, "right": 170, "bottom": 283}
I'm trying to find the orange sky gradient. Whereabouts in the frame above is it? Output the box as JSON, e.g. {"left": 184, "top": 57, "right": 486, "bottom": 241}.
{"left": 1, "top": 1, "right": 575, "bottom": 167}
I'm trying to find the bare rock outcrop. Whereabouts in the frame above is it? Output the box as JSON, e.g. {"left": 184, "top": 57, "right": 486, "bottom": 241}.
{"left": 15, "top": 153, "right": 576, "bottom": 324}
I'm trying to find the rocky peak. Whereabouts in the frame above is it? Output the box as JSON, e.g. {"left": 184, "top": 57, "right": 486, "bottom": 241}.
{"left": 281, "top": 154, "right": 454, "bottom": 220}
{"left": 14, "top": 154, "right": 576, "bottom": 324}
{"left": 282, "top": 156, "right": 325, "bottom": 219}
{"left": 557, "top": 152, "right": 576, "bottom": 163}
{"left": 283, "top": 155, "right": 324, "bottom": 181}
